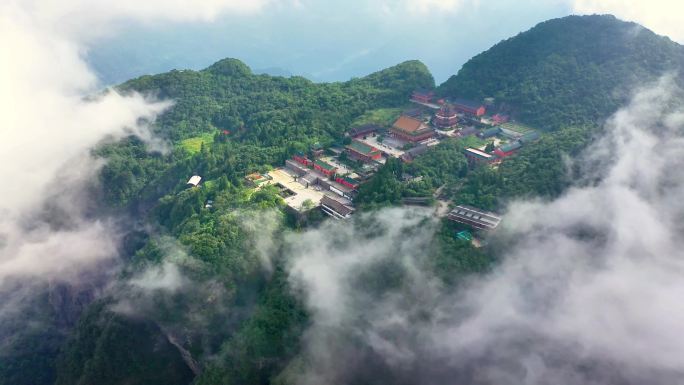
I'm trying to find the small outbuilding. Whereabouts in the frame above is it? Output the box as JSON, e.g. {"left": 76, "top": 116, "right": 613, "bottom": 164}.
{"left": 187, "top": 175, "right": 202, "bottom": 187}
{"left": 464, "top": 148, "right": 496, "bottom": 165}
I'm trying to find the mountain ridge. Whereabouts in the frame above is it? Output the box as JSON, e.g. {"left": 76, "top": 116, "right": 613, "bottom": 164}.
{"left": 438, "top": 14, "right": 684, "bottom": 129}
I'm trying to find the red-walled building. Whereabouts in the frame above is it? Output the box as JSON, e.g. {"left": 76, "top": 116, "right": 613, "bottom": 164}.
{"left": 452, "top": 99, "right": 486, "bottom": 117}
{"left": 346, "top": 140, "right": 382, "bottom": 163}
{"left": 411, "top": 90, "right": 434, "bottom": 104}
{"left": 390, "top": 116, "right": 435, "bottom": 143}
{"left": 313, "top": 159, "right": 338, "bottom": 177}
{"left": 492, "top": 114, "right": 510, "bottom": 124}
{"left": 493, "top": 141, "right": 522, "bottom": 158}
{"left": 433, "top": 105, "right": 458, "bottom": 128}
{"left": 335, "top": 176, "right": 360, "bottom": 190}
{"left": 293, "top": 154, "right": 313, "bottom": 167}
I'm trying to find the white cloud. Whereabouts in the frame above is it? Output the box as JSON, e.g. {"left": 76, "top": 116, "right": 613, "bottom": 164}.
{"left": 405, "top": 0, "right": 467, "bottom": 13}
{"left": 375, "top": 0, "right": 472, "bottom": 16}
{"left": 573, "top": 0, "right": 684, "bottom": 42}
{"left": 128, "top": 261, "right": 188, "bottom": 292}
{"left": 285, "top": 78, "right": 684, "bottom": 384}
{"left": 0, "top": 0, "right": 272, "bottom": 285}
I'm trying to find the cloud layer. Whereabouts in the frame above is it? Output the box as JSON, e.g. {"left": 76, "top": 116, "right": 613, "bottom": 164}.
{"left": 573, "top": 0, "right": 684, "bottom": 42}
{"left": 0, "top": 0, "right": 273, "bottom": 286}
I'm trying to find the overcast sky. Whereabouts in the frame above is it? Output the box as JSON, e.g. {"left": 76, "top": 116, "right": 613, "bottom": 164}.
{"left": 86, "top": 0, "right": 684, "bottom": 85}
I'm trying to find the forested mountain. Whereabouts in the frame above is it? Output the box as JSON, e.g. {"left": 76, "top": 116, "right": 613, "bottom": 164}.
{"left": 438, "top": 15, "right": 684, "bottom": 129}
{"left": 1, "top": 59, "right": 438, "bottom": 385}
{"left": 5, "top": 14, "right": 676, "bottom": 385}
{"left": 119, "top": 58, "right": 434, "bottom": 143}
{"left": 97, "top": 59, "right": 433, "bottom": 207}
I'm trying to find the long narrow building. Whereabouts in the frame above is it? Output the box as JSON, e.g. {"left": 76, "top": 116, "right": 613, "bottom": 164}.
{"left": 448, "top": 205, "right": 502, "bottom": 231}
{"left": 321, "top": 195, "right": 355, "bottom": 219}
{"left": 451, "top": 99, "right": 486, "bottom": 117}
{"left": 464, "top": 147, "right": 496, "bottom": 165}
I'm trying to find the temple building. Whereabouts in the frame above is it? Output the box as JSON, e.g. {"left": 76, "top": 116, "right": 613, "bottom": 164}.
{"left": 433, "top": 105, "right": 458, "bottom": 128}
{"left": 411, "top": 89, "right": 434, "bottom": 104}
{"left": 464, "top": 147, "right": 496, "bottom": 165}
{"left": 346, "top": 140, "right": 382, "bottom": 163}
{"left": 390, "top": 115, "right": 435, "bottom": 143}
{"left": 451, "top": 98, "right": 486, "bottom": 117}
{"left": 494, "top": 141, "right": 522, "bottom": 158}
{"left": 313, "top": 159, "right": 337, "bottom": 177}
{"left": 285, "top": 159, "right": 309, "bottom": 176}
{"left": 335, "top": 176, "right": 360, "bottom": 189}
{"left": 348, "top": 124, "right": 381, "bottom": 138}
{"left": 292, "top": 153, "right": 313, "bottom": 167}
{"left": 478, "top": 126, "right": 501, "bottom": 139}
{"left": 448, "top": 205, "right": 502, "bottom": 231}
{"left": 321, "top": 195, "right": 355, "bottom": 220}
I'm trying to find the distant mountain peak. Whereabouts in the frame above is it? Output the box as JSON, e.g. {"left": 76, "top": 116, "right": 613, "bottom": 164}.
{"left": 438, "top": 14, "right": 684, "bottom": 129}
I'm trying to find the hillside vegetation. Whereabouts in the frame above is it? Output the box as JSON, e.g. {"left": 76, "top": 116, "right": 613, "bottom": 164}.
{"left": 8, "top": 15, "right": 676, "bottom": 385}
{"left": 119, "top": 58, "right": 434, "bottom": 144}
{"left": 100, "top": 59, "right": 433, "bottom": 206}
{"left": 35, "top": 59, "right": 437, "bottom": 385}
{"left": 438, "top": 15, "right": 684, "bottom": 129}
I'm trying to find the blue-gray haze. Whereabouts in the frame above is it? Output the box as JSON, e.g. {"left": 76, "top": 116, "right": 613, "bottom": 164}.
{"left": 86, "top": 0, "right": 571, "bottom": 85}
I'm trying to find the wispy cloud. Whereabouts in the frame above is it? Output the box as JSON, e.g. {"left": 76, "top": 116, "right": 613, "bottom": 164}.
{"left": 284, "top": 78, "right": 684, "bottom": 384}
{"left": 0, "top": 0, "right": 275, "bottom": 286}
{"left": 377, "top": 0, "right": 473, "bottom": 16}
{"left": 573, "top": 0, "right": 684, "bottom": 43}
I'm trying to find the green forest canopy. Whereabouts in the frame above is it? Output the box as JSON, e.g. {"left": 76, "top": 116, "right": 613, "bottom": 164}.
{"left": 438, "top": 15, "right": 684, "bottom": 130}
{"left": 8, "top": 14, "right": 679, "bottom": 385}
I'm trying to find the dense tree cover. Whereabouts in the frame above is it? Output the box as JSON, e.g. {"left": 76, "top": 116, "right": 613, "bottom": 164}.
{"left": 43, "top": 59, "right": 436, "bottom": 385}
{"left": 405, "top": 139, "right": 470, "bottom": 186}
{"left": 119, "top": 59, "right": 434, "bottom": 144}
{"left": 100, "top": 59, "right": 433, "bottom": 208}
{"left": 53, "top": 179, "right": 297, "bottom": 384}
{"left": 195, "top": 266, "right": 308, "bottom": 385}
{"left": 23, "top": 16, "right": 667, "bottom": 384}
{"left": 355, "top": 139, "right": 469, "bottom": 207}
{"left": 430, "top": 221, "right": 495, "bottom": 285}
{"left": 0, "top": 289, "right": 68, "bottom": 385}
{"left": 457, "top": 126, "right": 593, "bottom": 210}
{"left": 355, "top": 158, "right": 407, "bottom": 207}
{"left": 438, "top": 15, "right": 684, "bottom": 129}
{"left": 55, "top": 302, "right": 195, "bottom": 385}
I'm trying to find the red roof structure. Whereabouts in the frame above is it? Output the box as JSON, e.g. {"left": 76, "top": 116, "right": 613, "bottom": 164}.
{"left": 433, "top": 105, "right": 458, "bottom": 129}
{"left": 411, "top": 89, "right": 434, "bottom": 104}
{"left": 390, "top": 116, "right": 435, "bottom": 143}
{"left": 452, "top": 99, "right": 486, "bottom": 117}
